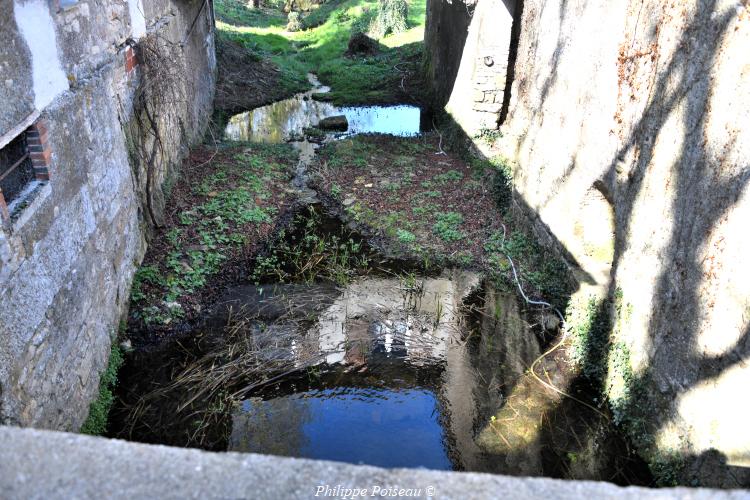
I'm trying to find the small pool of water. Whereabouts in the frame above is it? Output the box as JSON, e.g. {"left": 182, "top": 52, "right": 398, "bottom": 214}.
{"left": 223, "top": 74, "right": 422, "bottom": 143}
{"left": 112, "top": 184, "right": 651, "bottom": 485}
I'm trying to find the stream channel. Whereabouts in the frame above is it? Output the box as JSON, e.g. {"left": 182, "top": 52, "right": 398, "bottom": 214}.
{"left": 112, "top": 76, "right": 650, "bottom": 484}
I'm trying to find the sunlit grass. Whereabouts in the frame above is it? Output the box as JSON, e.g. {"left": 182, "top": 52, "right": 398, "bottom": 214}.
{"left": 214, "top": 0, "right": 426, "bottom": 104}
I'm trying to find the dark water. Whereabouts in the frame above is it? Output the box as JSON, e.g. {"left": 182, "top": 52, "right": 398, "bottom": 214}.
{"left": 114, "top": 263, "right": 649, "bottom": 482}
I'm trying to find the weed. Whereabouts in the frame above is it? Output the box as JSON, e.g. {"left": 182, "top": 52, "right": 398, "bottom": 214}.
{"left": 432, "top": 212, "right": 465, "bottom": 242}
{"left": 397, "top": 228, "right": 416, "bottom": 243}
{"left": 474, "top": 127, "right": 503, "bottom": 143}
{"left": 251, "top": 207, "right": 371, "bottom": 285}
{"left": 434, "top": 169, "right": 463, "bottom": 184}
{"left": 129, "top": 143, "right": 295, "bottom": 327}
{"left": 80, "top": 342, "right": 124, "bottom": 435}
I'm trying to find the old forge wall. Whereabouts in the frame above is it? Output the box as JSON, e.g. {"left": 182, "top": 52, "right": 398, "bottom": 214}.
{"left": 0, "top": 0, "right": 215, "bottom": 430}
{"left": 426, "top": 0, "right": 750, "bottom": 485}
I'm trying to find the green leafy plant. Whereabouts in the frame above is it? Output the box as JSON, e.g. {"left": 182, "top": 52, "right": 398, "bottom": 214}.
{"left": 434, "top": 169, "right": 463, "bottom": 184}
{"left": 397, "top": 228, "right": 416, "bottom": 243}
{"left": 432, "top": 211, "right": 464, "bottom": 242}
{"left": 80, "top": 342, "right": 124, "bottom": 435}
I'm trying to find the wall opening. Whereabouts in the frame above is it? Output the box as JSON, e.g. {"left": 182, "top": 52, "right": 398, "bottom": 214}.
{"left": 0, "top": 120, "right": 51, "bottom": 222}
{"left": 0, "top": 133, "right": 34, "bottom": 208}
{"left": 498, "top": 0, "right": 524, "bottom": 125}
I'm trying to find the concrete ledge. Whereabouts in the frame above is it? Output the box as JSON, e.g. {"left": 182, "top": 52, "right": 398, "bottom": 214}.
{"left": 0, "top": 426, "right": 745, "bottom": 499}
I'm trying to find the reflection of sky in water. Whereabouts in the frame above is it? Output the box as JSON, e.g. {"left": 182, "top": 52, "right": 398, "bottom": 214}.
{"left": 230, "top": 387, "right": 452, "bottom": 470}
{"left": 338, "top": 106, "right": 421, "bottom": 137}
{"left": 224, "top": 98, "right": 421, "bottom": 142}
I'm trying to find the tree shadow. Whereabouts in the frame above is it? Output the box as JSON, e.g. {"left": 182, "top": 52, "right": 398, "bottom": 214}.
{"left": 542, "top": 0, "right": 750, "bottom": 487}
{"left": 431, "top": 0, "right": 749, "bottom": 487}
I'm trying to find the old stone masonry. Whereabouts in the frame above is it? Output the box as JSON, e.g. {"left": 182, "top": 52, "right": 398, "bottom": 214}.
{"left": 425, "top": 0, "right": 750, "bottom": 485}
{"left": 0, "top": 0, "right": 215, "bottom": 430}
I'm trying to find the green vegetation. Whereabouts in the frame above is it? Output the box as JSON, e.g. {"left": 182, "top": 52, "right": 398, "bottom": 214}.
{"left": 214, "top": 0, "right": 427, "bottom": 105}
{"left": 251, "top": 206, "right": 372, "bottom": 285}
{"left": 474, "top": 127, "right": 503, "bottom": 144}
{"left": 364, "top": 0, "right": 409, "bottom": 38}
{"left": 567, "top": 296, "right": 612, "bottom": 382}
{"left": 80, "top": 342, "right": 124, "bottom": 436}
{"left": 432, "top": 212, "right": 465, "bottom": 242}
{"left": 483, "top": 229, "right": 572, "bottom": 311}
{"left": 130, "top": 143, "right": 296, "bottom": 326}
{"left": 397, "top": 228, "right": 416, "bottom": 243}
{"left": 562, "top": 289, "right": 687, "bottom": 486}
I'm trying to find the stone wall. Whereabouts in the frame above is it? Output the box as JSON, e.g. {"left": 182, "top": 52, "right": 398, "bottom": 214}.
{"left": 1, "top": 426, "right": 736, "bottom": 500}
{"left": 425, "top": 0, "right": 750, "bottom": 486}
{"left": 0, "top": 0, "right": 215, "bottom": 430}
{"left": 424, "top": 0, "right": 519, "bottom": 135}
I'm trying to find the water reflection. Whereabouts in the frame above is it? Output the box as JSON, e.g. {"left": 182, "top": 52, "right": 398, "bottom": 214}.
{"left": 230, "top": 386, "right": 453, "bottom": 470}
{"left": 223, "top": 75, "right": 421, "bottom": 143}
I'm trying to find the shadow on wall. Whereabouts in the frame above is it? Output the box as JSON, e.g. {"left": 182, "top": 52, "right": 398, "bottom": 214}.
{"left": 498, "top": 0, "right": 523, "bottom": 124}
{"left": 604, "top": 1, "right": 750, "bottom": 486}
{"left": 433, "top": 0, "right": 750, "bottom": 488}
{"left": 537, "top": 0, "right": 749, "bottom": 487}
{"left": 422, "top": 0, "right": 475, "bottom": 108}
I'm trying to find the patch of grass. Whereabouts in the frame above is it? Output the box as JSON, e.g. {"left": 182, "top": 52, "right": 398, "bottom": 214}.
{"left": 302, "top": 0, "right": 350, "bottom": 28}
{"left": 434, "top": 169, "right": 463, "bottom": 184}
{"left": 214, "top": 0, "right": 427, "bottom": 105}
{"left": 396, "top": 228, "right": 416, "bottom": 243}
{"left": 80, "top": 342, "right": 124, "bottom": 435}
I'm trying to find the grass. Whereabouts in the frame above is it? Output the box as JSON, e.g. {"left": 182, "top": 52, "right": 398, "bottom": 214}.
{"left": 80, "top": 341, "right": 124, "bottom": 435}
{"left": 250, "top": 206, "right": 373, "bottom": 286}
{"left": 214, "top": 0, "right": 427, "bottom": 105}
{"left": 432, "top": 212, "right": 465, "bottom": 242}
{"left": 314, "top": 134, "right": 510, "bottom": 270}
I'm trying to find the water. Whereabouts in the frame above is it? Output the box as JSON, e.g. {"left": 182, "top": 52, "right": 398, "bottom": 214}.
{"left": 223, "top": 74, "right": 422, "bottom": 143}
{"left": 231, "top": 386, "right": 453, "bottom": 469}
{"left": 114, "top": 91, "right": 652, "bottom": 483}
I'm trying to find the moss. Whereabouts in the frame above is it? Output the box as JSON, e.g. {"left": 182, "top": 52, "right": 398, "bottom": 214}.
{"left": 566, "top": 288, "right": 687, "bottom": 486}
{"left": 567, "top": 295, "right": 612, "bottom": 383}
{"left": 80, "top": 342, "right": 124, "bottom": 436}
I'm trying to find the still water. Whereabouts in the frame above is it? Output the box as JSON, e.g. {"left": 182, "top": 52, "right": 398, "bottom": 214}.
{"left": 223, "top": 75, "right": 422, "bottom": 142}
{"left": 231, "top": 386, "right": 452, "bottom": 469}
